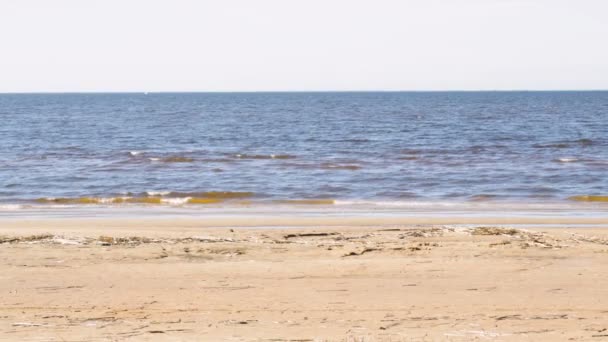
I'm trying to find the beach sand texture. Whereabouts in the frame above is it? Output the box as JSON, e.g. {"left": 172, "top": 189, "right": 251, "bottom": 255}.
{"left": 1, "top": 219, "right": 608, "bottom": 341}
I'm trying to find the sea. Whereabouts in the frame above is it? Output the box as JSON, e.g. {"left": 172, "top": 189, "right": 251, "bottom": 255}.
{"left": 1, "top": 91, "right": 607, "bottom": 212}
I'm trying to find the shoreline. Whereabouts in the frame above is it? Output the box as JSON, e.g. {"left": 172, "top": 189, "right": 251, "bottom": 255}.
{"left": 1, "top": 207, "right": 608, "bottom": 232}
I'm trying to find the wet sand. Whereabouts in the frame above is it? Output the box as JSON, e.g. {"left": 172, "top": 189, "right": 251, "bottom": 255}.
{"left": 1, "top": 216, "right": 608, "bottom": 341}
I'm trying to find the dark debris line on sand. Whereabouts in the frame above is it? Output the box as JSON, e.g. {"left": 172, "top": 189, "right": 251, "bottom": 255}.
{"left": 0, "top": 226, "right": 580, "bottom": 255}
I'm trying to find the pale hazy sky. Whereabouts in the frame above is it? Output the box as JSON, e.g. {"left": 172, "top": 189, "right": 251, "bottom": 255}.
{"left": 1, "top": 0, "right": 607, "bottom": 92}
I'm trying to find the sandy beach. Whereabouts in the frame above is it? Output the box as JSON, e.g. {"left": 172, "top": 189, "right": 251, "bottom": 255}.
{"left": 1, "top": 216, "right": 607, "bottom": 341}
{"left": 3, "top": 0, "right": 608, "bottom": 339}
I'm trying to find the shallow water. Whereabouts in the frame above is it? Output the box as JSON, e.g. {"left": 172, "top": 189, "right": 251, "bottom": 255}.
{"left": 1, "top": 92, "right": 607, "bottom": 208}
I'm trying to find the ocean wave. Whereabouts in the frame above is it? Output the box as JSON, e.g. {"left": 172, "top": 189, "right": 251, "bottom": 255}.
{"left": 533, "top": 143, "right": 570, "bottom": 149}
{"left": 32, "top": 191, "right": 256, "bottom": 206}
{"left": 586, "top": 160, "right": 608, "bottom": 166}
{"left": 554, "top": 157, "right": 579, "bottom": 163}
{"left": 18, "top": 195, "right": 608, "bottom": 209}
{"left": 232, "top": 154, "right": 296, "bottom": 160}
{"left": 186, "top": 198, "right": 223, "bottom": 204}
{"left": 533, "top": 139, "right": 595, "bottom": 149}
{"left": 469, "top": 194, "right": 501, "bottom": 201}
{"left": 34, "top": 197, "right": 167, "bottom": 205}
{"left": 159, "top": 156, "right": 195, "bottom": 163}
{"left": 145, "top": 191, "right": 171, "bottom": 196}
{"left": 131, "top": 155, "right": 196, "bottom": 163}
{"left": 161, "top": 197, "right": 191, "bottom": 205}
{"left": 163, "top": 191, "right": 255, "bottom": 199}
{"left": 319, "top": 163, "right": 361, "bottom": 170}
{"left": 569, "top": 195, "right": 608, "bottom": 202}
{"left": 35, "top": 197, "right": 107, "bottom": 204}
{"left": 200, "top": 158, "right": 237, "bottom": 163}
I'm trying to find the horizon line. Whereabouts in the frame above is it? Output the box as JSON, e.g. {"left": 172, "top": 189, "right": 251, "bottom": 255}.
{"left": 1, "top": 89, "right": 608, "bottom": 95}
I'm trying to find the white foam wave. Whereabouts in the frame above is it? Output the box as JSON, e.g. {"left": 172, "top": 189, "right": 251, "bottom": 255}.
{"left": 557, "top": 157, "right": 578, "bottom": 163}
{"left": 98, "top": 197, "right": 122, "bottom": 204}
{"left": 129, "top": 151, "right": 143, "bottom": 156}
{"left": 146, "top": 191, "right": 171, "bottom": 196}
{"left": 0, "top": 204, "right": 23, "bottom": 210}
{"left": 161, "top": 197, "right": 190, "bottom": 205}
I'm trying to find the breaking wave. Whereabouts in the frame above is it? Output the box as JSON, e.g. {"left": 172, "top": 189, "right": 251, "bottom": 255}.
{"left": 569, "top": 195, "right": 608, "bottom": 202}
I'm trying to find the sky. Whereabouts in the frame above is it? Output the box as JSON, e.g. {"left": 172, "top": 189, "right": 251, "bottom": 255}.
{"left": 0, "top": 0, "right": 607, "bottom": 92}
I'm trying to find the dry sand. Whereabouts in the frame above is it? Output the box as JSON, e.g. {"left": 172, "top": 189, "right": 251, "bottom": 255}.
{"left": 1, "top": 217, "right": 608, "bottom": 341}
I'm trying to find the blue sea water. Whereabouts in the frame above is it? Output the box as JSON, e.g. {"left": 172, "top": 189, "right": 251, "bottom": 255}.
{"left": 0, "top": 92, "right": 607, "bottom": 207}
